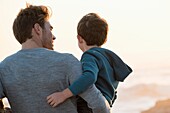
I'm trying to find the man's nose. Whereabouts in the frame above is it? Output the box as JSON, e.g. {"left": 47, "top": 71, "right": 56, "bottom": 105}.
{"left": 53, "top": 35, "right": 56, "bottom": 40}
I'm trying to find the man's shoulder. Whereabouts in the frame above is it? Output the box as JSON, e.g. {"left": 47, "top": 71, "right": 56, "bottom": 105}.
{"left": 51, "top": 51, "right": 78, "bottom": 61}
{"left": 0, "top": 52, "right": 18, "bottom": 65}
{"left": 47, "top": 50, "right": 80, "bottom": 65}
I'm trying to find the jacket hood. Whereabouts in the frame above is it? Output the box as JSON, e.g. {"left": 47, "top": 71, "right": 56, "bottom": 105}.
{"left": 90, "top": 47, "right": 132, "bottom": 82}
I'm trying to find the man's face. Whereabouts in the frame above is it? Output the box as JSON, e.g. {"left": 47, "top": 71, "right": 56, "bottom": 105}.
{"left": 41, "top": 21, "right": 56, "bottom": 50}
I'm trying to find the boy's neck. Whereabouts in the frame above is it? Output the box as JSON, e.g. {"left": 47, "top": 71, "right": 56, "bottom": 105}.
{"left": 83, "top": 45, "right": 99, "bottom": 52}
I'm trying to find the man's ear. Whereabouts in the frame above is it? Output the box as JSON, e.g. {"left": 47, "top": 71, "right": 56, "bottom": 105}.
{"left": 77, "top": 35, "right": 83, "bottom": 43}
{"left": 33, "top": 23, "right": 42, "bottom": 36}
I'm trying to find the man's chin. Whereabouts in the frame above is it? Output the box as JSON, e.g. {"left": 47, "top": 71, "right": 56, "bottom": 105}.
{"left": 43, "top": 46, "right": 54, "bottom": 50}
{"left": 49, "top": 47, "right": 54, "bottom": 50}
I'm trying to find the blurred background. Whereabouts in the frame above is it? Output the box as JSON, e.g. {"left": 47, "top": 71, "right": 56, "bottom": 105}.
{"left": 1, "top": 0, "right": 170, "bottom": 113}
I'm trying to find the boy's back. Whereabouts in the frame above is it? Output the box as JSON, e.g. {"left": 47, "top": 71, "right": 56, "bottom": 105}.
{"left": 80, "top": 47, "right": 132, "bottom": 106}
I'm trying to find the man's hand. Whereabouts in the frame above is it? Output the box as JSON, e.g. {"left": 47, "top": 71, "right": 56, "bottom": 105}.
{"left": 47, "top": 88, "right": 73, "bottom": 107}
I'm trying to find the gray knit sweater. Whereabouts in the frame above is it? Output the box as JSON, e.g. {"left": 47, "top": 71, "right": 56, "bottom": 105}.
{"left": 0, "top": 48, "right": 110, "bottom": 113}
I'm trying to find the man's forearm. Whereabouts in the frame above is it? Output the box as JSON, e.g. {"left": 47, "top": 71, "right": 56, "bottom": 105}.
{"left": 79, "top": 85, "right": 111, "bottom": 113}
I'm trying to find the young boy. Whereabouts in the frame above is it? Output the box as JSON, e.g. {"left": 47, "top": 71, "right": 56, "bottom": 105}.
{"left": 47, "top": 13, "right": 132, "bottom": 111}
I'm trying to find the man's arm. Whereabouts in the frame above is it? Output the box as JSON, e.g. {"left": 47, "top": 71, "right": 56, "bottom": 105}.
{"left": 79, "top": 85, "right": 111, "bottom": 113}
{"left": 67, "top": 55, "right": 110, "bottom": 113}
{"left": 47, "top": 54, "right": 110, "bottom": 112}
{"left": 0, "top": 71, "right": 5, "bottom": 99}
{"left": 47, "top": 55, "right": 99, "bottom": 106}
{"left": 47, "top": 54, "right": 99, "bottom": 107}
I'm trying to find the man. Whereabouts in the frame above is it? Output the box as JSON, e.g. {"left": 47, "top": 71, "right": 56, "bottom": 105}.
{"left": 0, "top": 4, "right": 110, "bottom": 113}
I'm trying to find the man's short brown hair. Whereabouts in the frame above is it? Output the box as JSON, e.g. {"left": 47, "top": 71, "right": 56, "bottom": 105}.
{"left": 13, "top": 4, "right": 51, "bottom": 44}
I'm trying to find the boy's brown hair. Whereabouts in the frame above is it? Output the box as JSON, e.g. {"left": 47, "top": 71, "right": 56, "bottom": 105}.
{"left": 77, "top": 13, "right": 108, "bottom": 46}
{"left": 13, "top": 4, "right": 51, "bottom": 44}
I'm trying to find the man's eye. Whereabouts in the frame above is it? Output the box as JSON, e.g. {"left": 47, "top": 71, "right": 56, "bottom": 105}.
{"left": 50, "top": 26, "right": 53, "bottom": 31}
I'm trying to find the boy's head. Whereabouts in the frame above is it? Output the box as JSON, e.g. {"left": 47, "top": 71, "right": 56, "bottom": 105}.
{"left": 77, "top": 13, "right": 108, "bottom": 46}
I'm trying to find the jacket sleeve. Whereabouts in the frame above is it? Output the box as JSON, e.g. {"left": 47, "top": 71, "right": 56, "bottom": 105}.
{"left": 68, "top": 53, "right": 99, "bottom": 95}
{"left": 67, "top": 55, "right": 110, "bottom": 113}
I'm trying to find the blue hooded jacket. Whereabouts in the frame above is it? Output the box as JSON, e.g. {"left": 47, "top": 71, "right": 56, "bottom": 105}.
{"left": 69, "top": 47, "right": 132, "bottom": 106}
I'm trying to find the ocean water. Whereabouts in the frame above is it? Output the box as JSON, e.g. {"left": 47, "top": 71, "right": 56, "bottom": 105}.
{"left": 110, "top": 64, "right": 170, "bottom": 113}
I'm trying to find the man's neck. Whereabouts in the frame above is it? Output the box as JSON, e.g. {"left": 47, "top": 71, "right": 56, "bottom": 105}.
{"left": 22, "top": 39, "right": 42, "bottom": 50}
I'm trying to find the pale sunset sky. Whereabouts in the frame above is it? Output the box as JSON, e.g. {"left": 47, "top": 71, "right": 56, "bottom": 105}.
{"left": 0, "top": 0, "right": 170, "bottom": 71}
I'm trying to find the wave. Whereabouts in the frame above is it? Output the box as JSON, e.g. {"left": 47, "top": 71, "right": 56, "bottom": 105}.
{"left": 141, "top": 99, "right": 170, "bottom": 113}
{"left": 111, "top": 83, "right": 170, "bottom": 113}
{"left": 118, "top": 83, "right": 170, "bottom": 99}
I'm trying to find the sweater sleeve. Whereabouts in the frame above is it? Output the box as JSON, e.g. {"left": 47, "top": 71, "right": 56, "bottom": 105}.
{"left": 68, "top": 53, "right": 99, "bottom": 95}
{"left": 0, "top": 71, "right": 5, "bottom": 99}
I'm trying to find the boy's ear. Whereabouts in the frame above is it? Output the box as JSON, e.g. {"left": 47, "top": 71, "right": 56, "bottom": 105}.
{"left": 77, "top": 35, "right": 83, "bottom": 43}
{"left": 33, "top": 23, "right": 42, "bottom": 36}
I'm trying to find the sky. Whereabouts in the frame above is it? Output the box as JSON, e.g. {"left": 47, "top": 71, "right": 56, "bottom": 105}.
{"left": 0, "top": 0, "right": 170, "bottom": 69}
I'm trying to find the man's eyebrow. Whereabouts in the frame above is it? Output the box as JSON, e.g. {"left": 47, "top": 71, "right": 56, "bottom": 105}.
{"left": 50, "top": 26, "right": 53, "bottom": 29}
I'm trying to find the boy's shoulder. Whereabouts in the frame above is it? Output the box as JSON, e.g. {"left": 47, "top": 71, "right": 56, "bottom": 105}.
{"left": 87, "top": 47, "right": 114, "bottom": 53}
{"left": 83, "top": 47, "right": 116, "bottom": 58}
{"left": 81, "top": 47, "right": 115, "bottom": 63}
